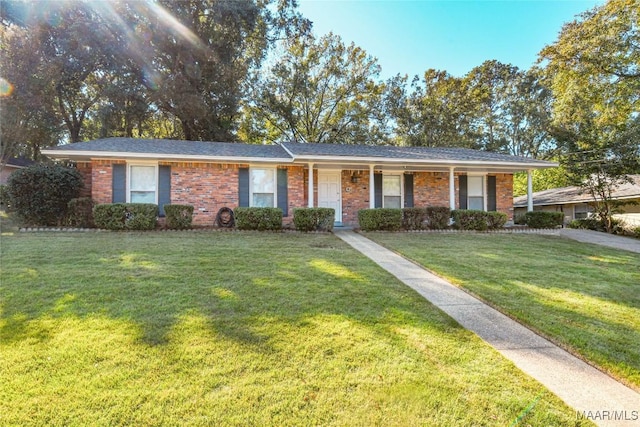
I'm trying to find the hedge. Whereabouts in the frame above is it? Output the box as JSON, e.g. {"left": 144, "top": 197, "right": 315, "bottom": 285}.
{"left": 93, "top": 203, "right": 158, "bottom": 230}
{"left": 293, "top": 208, "right": 335, "bottom": 232}
{"left": 451, "top": 210, "right": 508, "bottom": 231}
{"left": 66, "top": 197, "right": 95, "bottom": 228}
{"left": 358, "top": 208, "right": 403, "bottom": 231}
{"left": 164, "top": 204, "right": 194, "bottom": 230}
{"left": 425, "top": 206, "right": 451, "bottom": 230}
{"left": 486, "top": 211, "right": 508, "bottom": 230}
{"left": 234, "top": 207, "right": 283, "bottom": 231}
{"left": 5, "top": 164, "right": 83, "bottom": 226}
{"left": 524, "top": 211, "right": 564, "bottom": 229}
{"left": 402, "top": 208, "right": 428, "bottom": 230}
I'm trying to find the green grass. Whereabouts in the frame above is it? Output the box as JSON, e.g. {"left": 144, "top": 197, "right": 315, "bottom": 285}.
{"left": 0, "top": 231, "right": 587, "bottom": 426}
{"left": 365, "top": 232, "right": 640, "bottom": 390}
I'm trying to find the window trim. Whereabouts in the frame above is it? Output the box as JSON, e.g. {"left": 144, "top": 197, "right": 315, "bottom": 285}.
{"left": 249, "top": 166, "right": 278, "bottom": 208}
{"left": 466, "top": 174, "right": 486, "bottom": 211}
{"left": 382, "top": 173, "right": 403, "bottom": 209}
{"left": 126, "top": 162, "right": 159, "bottom": 205}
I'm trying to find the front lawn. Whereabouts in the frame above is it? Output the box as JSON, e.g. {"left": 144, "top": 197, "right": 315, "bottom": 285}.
{"left": 365, "top": 232, "right": 640, "bottom": 390}
{"left": 0, "top": 232, "right": 584, "bottom": 426}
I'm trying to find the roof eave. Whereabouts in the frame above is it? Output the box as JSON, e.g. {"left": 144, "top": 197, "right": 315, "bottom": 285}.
{"left": 290, "top": 154, "right": 557, "bottom": 170}
{"left": 40, "top": 149, "right": 293, "bottom": 164}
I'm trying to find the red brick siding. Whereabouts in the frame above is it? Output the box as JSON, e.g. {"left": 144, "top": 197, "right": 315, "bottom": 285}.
{"left": 341, "top": 170, "right": 370, "bottom": 225}
{"left": 87, "top": 160, "right": 515, "bottom": 226}
{"left": 168, "top": 162, "right": 242, "bottom": 226}
{"left": 91, "top": 160, "right": 125, "bottom": 204}
{"left": 496, "top": 173, "right": 514, "bottom": 220}
{"left": 413, "top": 172, "right": 450, "bottom": 207}
{"left": 76, "top": 162, "right": 92, "bottom": 198}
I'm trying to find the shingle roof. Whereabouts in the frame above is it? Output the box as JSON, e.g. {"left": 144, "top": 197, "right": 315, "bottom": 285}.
{"left": 45, "top": 138, "right": 291, "bottom": 159}
{"left": 4, "top": 157, "right": 35, "bottom": 167}
{"left": 281, "top": 142, "right": 551, "bottom": 164}
{"left": 513, "top": 175, "right": 640, "bottom": 207}
{"left": 42, "top": 138, "right": 555, "bottom": 169}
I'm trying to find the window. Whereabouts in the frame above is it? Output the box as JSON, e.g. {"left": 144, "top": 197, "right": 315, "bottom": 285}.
{"left": 574, "top": 204, "right": 593, "bottom": 219}
{"left": 129, "top": 165, "right": 157, "bottom": 203}
{"left": 467, "top": 176, "right": 484, "bottom": 210}
{"left": 251, "top": 168, "right": 276, "bottom": 207}
{"left": 383, "top": 175, "right": 401, "bottom": 208}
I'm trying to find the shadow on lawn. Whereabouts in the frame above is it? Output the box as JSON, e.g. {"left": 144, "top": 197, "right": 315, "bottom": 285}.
{"left": 0, "top": 233, "right": 457, "bottom": 349}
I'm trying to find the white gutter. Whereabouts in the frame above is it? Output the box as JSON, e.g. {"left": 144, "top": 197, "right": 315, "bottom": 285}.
{"left": 40, "top": 149, "right": 293, "bottom": 164}
{"left": 287, "top": 155, "right": 557, "bottom": 170}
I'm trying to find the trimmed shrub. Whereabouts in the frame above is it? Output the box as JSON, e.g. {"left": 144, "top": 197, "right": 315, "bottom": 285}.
{"left": 164, "top": 204, "right": 194, "bottom": 230}
{"left": 358, "top": 208, "right": 403, "bottom": 231}
{"left": 524, "top": 211, "right": 564, "bottom": 229}
{"left": 234, "top": 207, "right": 282, "bottom": 231}
{"left": 402, "top": 208, "right": 428, "bottom": 230}
{"left": 568, "top": 217, "right": 623, "bottom": 234}
{"left": 5, "top": 164, "right": 83, "bottom": 226}
{"left": 66, "top": 197, "right": 95, "bottom": 228}
{"left": 514, "top": 213, "right": 527, "bottom": 225}
{"left": 293, "top": 207, "right": 335, "bottom": 232}
{"left": 425, "top": 206, "right": 451, "bottom": 230}
{"left": 486, "top": 211, "right": 508, "bottom": 230}
{"left": 94, "top": 203, "right": 158, "bottom": 230}
{"left": 451, "top": 210, "right": 508, "bottom": 231}
{"left": 0, "top": 184, "right": 9, "bottom": 208}
{"left": 451, "top": 210, "right": 489, "bottom": 231}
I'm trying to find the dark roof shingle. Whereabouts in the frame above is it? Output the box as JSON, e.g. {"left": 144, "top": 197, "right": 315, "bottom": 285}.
{"left": 514, "top": 175, "right": 640, "bottom": 207}
{"left": 46, "top": 138, "right": 291, "bottom": 159}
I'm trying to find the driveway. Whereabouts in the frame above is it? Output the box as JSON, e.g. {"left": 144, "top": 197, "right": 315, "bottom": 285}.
{"left": 559, "top": 228, "right": 640, "bottom": 254}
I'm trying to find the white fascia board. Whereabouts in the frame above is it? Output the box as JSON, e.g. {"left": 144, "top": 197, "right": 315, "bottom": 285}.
{"left": 290, "top": 155, "right": 557, "bottom": 170}
{"left": 40, "top": 150, "right": 293, "bottom": 164}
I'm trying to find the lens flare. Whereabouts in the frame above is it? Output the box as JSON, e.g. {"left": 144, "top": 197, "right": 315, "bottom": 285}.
{"left": 0, "top": 78, "right": 14, "bottom": 97}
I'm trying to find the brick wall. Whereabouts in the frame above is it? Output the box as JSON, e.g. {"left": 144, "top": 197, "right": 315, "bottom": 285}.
{"left": 75, "top": 162, "right": 92, "bottom": 198}
{"left": 91, "top": 160, "right": 124, "bottom": 204}
{"left": 341, "top": 170, "right": 370, "bottom": 225}
{"left": 413, "top": 172, "right": 451, "bottom": 207}
{"left": 496, "top": 173, "right": 514, "bottom": 220}
{"left": 87, "top": 160, "right": 515, "bottom": 226}
{"left": 168, "top": 162, "right": 241, "bottom": 226}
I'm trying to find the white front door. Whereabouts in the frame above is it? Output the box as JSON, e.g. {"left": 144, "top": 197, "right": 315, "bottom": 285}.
{"left": 318, "top": 171, "right": 342, "bottom": 223}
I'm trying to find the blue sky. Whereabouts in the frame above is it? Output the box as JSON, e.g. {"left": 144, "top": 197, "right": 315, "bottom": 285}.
{"left": 298, "top": 0, "right": 603, "bottom": 79}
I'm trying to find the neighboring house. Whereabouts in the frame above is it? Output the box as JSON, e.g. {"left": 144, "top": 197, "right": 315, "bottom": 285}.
{"left": 513, "top": 175, "right": 640, "bottom": 226}
{"left": 42, "top": 138, "right": 555, "bottom": 227}
{"left": 0, "top": 157, "right": 35, "bottom": 185}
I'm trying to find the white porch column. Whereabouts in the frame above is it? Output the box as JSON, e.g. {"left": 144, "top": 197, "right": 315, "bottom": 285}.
{"left": 449, "top": 167, "right": 456, "bottom": 211}
{"left": 308, "top": 163, "right": 314, "bottom": 208}
{"left": 369, "top": 164, "right": 375, "bottom": 208}
{"left": 527, "top": 169, "right": 534, "bottom": 212}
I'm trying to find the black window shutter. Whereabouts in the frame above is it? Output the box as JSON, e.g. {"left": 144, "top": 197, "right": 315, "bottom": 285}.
{"left": 487, "top": 175, "right": 497, "bottom": 211}
{"left": 112, "top": 164, "right": 126, "bottom": 203}
{"left": 238, "top": 167, "right": 249, "bottom": 207}
{"left": 458, "top": 175, "right": 468, "bottom": 210}
{"left": 374, "top": 173, "right": 383, "bottom": 208}
{"left": 277, "top": 168, "right": 288, "bottom": 216}
{"left": 158, "top": 165, "right": 171, "bottom": 217}
{"left": 403, "top": 174, "right": 414, "bottom": 208}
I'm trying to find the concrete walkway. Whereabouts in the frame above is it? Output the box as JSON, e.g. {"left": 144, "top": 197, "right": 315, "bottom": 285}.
{"left": 560, "top": 228, "right": 640, "bottom": 254}
{"left": 334, "top": 230, "right": 640, "bottom": 427}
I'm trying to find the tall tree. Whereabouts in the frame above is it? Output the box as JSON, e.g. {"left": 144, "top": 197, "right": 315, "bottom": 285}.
{"left": 241, "top": 32, "right": 387, "bottom": 144}
{"left": 0, "top": 22, "right": 61, "bottom": 163}
{"left": 465, "top": 60, "right": 555, "bottom": 156}
{"left": 140, "top": 0, "right": 309, "bottom": 141}
{"left": 392, "top": 70, "right": 477, "bottom": 148}
{"left": 541, "top": 0, "right": 640, "bottom": 232}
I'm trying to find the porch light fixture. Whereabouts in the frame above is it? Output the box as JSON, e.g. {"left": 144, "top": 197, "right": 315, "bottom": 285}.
{"left": 351, "top": 174, "right": 360, "bottom": 183}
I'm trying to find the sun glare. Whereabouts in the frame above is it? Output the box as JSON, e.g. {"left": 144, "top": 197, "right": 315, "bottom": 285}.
{"left": 0, "top": 78, "right": 14, "bottom": 97}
